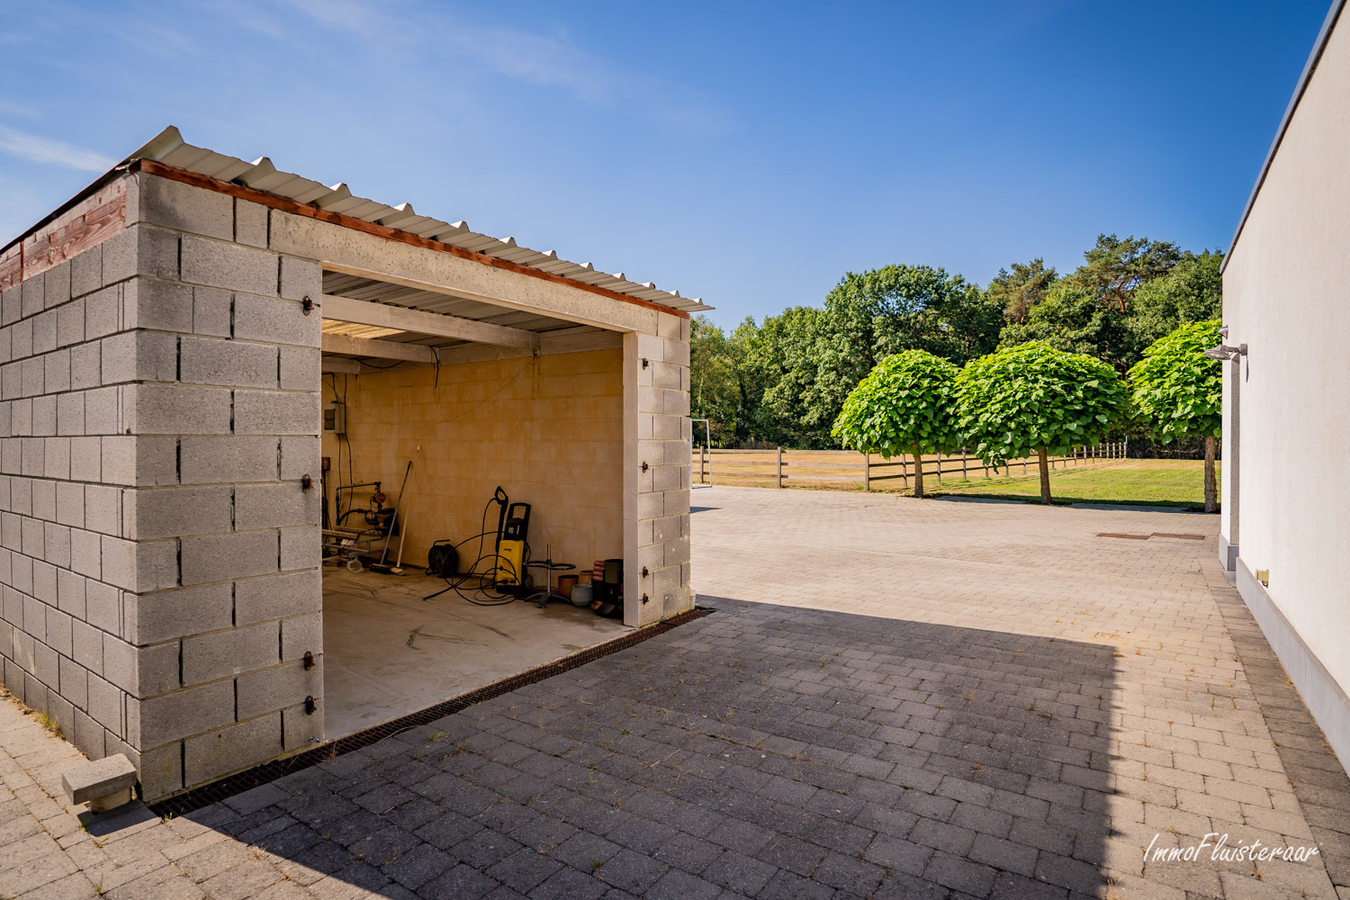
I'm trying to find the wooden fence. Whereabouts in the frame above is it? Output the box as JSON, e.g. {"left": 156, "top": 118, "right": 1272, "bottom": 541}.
{"left": 690, "top": 442, "right": 1127, "bottom": 490}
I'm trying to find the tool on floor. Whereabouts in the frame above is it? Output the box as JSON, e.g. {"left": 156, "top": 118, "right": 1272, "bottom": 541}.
{"left": 372, "top": 461, "right": 412, "bottom": 573}
{"left": 494, "top": 492, "right": 532, "bottom": 588}
{"left": 424, "top": 485, "right": 535, "bottom": 606}
{"left": 388, "top": 507, "right": 410, "bottom": 576}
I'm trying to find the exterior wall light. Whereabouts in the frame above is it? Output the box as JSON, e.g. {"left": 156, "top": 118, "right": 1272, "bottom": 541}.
{"left": 1205, "top": 343, "right": 1247, "bottom": 361}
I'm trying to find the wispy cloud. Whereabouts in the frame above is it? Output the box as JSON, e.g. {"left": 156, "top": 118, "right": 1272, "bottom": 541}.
{"left": 0, "top": 126, "right": 115, "bottom": 172}
{"left": 277, "top": 0, "right": 735, "bottom": 135}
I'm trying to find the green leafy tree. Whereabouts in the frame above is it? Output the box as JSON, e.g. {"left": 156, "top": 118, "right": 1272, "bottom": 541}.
{"left": 807, "top": 265, "right": 1002, "bottom": 444}
{"left": 832, "top": 350, "right": 960, "bottom": 498}
{"left": 998, "top": 281, "right": 1141, "bottom": 372}
{"left": 748, "top": 306, "right": 833, "bottom": 447}
{"left": 689, "top": 315, "right": 743, "bottom": 446}
{"left": 1129, "top": 251, "right": 1223, "bottom": 346}
{"left": 989, "top": 258, "right": 1059, "bottom": 324}
{"left": 1074, "top": 233, "right": 1182, "bottom": 312}
{"left": 956, "top": 342, "right": 1129, "bottom": 504}
{"left": 1128, "top": 320, "right": 1222, "bottom": 512}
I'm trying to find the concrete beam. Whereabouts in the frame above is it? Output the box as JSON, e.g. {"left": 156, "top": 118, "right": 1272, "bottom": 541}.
{"left": 321, "top": 333, "right": 435, "bottom": 363}
{"left": 321, "top": 293, "right": 538, "bottom": 351}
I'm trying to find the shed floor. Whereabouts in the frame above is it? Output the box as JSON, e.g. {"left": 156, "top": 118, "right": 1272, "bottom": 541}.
{"left": 321, "top": 568, "right": 627, "bottom": 739}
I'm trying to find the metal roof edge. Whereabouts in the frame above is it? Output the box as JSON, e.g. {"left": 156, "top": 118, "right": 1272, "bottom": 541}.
{"left": 1221, "top": 0, "right": 1348, "bottom": 274}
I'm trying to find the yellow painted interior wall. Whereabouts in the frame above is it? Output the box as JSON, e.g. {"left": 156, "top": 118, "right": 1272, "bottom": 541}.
{"left": 320, "top": 348, "right": 623, "bottom": 582}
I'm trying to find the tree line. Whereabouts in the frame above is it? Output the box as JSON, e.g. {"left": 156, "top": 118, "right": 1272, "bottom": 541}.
{"left": 691, "top": 233, "right": 1223, "bottom": 451}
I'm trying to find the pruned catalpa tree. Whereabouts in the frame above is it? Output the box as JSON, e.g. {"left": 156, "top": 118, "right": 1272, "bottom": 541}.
{"left": 956, "top": 342, "right": 1129, "bottom": 504}
{"left": 832, "top": 350, "right": 960, "bottom": 498}
{"left": 1128, "top": 320, "right": 1223, "bottom": 512}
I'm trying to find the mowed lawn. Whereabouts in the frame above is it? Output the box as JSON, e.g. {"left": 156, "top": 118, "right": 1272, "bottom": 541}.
{"left": 929, "top": 457, "right": 1216, "bottom": 507}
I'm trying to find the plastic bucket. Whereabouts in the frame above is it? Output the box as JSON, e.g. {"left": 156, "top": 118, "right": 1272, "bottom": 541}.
{"left": 570, "top": 584, "right": 592, "bottom": 607}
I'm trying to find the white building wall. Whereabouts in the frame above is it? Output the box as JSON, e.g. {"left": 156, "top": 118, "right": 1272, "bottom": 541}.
{"left": 1223, "top": 5, "right": 1350, "bottom": 771}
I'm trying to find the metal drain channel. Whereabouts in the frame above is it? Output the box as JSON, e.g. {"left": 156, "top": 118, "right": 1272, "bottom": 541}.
{"left": 148, "top": 606, "right": 713, "bottom": 818}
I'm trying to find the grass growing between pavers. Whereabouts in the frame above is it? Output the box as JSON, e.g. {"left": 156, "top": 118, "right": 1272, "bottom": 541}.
{"left": 927, "top": 458, "right": 1217, "bottom": 508}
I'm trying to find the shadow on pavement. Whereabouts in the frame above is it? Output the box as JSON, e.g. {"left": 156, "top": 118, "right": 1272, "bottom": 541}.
{"left": 172, "top": 597, "right": 1120, "bottom": 899}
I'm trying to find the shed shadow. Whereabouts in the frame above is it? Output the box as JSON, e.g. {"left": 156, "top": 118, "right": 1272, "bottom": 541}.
{"left": 173, "top": 597, "right": 1120, "bottom": 899}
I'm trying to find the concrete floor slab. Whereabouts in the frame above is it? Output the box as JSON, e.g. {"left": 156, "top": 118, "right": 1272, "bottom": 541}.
{"left": 321, "top": 569, "right": 626, "bottom": 738}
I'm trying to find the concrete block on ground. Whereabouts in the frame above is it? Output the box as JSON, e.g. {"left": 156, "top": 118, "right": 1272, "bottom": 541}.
{"left": 62, "top": 753, "right": 137, "bottom": 810}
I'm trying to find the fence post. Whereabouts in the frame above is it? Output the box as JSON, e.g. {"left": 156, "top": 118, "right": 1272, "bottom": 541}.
{"left": 863, "top": 452, "right": 870, "bottom": 492}
{"left": 776, "top": 446, "right": 783, "bottom": 488}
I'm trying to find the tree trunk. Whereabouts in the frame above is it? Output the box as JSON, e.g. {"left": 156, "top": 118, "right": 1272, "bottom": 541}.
{"left": 912, "top": 449, "right": 925, "bottom": 499}
{"left": 1204, "top": 435, "right": 1217, "bottom": 513}
{"left": 1037, "top": 448, "right": 1051, "bottom": 505}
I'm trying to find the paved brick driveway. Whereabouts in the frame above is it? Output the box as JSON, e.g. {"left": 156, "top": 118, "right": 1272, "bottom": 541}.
{"left": 2, "top": 486, "right": 1348, "bottom": 899}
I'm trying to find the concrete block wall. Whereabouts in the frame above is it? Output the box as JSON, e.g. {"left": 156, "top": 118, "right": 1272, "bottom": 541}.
{"left": 321, "top": 349, "right": 623, "bottom": 583}
{"left": 0, "top": 172, "right": 325, "bottom": 800}
{"left": 626, "top": 316, "right": 693, "bottom": 626}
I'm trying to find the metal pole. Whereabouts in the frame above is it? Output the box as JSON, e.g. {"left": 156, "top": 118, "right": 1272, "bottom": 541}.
{"left": 936, "top": 452, "right": 942, "bottom": 485}
{"left": 776, "top": 446, "right": 783, "bottom": 488}
{"left": 961, "top": 450, "right": 967, "bottom": 480}
{"left": 902, "top": 455, "right": 909, "bottom": 490}
{"left": 863, "top": 452, "right": 870, "bottom": 492}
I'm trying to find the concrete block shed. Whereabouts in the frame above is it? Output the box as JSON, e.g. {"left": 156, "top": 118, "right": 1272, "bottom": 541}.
{"left": 0, "top": 127, "right": 705, "bottom": 801}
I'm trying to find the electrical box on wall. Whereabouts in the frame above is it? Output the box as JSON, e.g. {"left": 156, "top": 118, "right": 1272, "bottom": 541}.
{"left": 323, "top": 403, "right": 346, "bottom": 434}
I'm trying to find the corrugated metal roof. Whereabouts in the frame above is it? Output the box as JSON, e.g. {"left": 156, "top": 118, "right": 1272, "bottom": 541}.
{"left": 127, "top": 127, "right": 711, "bottom": 314}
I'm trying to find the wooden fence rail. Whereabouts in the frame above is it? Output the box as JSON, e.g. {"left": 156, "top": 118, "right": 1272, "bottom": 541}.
{"left": 691, "top": 442, "right": 1127, "bottom": 490}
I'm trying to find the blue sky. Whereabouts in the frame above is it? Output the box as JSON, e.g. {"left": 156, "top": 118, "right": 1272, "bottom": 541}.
{"left": 0, "top": 0, "right": 1331, "bottom": 326}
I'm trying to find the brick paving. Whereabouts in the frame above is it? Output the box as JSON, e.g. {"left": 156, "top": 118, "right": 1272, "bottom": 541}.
{"left": 2, "top": 485, "right": 1349, "bottom": 899}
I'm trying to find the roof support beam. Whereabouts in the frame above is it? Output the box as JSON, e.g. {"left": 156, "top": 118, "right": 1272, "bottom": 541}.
{"left": 321, "top": 293, "right": 538, "bottom": 350}
{"left": 320, "top": 357, "right": 363, "bottom": 374}
{"left": 322, "top": 333, "right": 436, "bottom": 363}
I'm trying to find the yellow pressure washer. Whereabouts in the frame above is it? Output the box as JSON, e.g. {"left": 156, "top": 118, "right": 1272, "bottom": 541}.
{"left": 492, "top": 488, "right": 531, "bottom": 589}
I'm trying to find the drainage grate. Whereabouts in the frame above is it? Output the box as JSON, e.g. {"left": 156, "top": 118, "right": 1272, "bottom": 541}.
{"left": 147, "top": 606, "right": 714, "bottom": 818}
{"left": 1097, "top": 533, "right": 1150, "bottom": 540}
{"left": 1151, "top": 533, "right": 1205, "bottom": 541}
